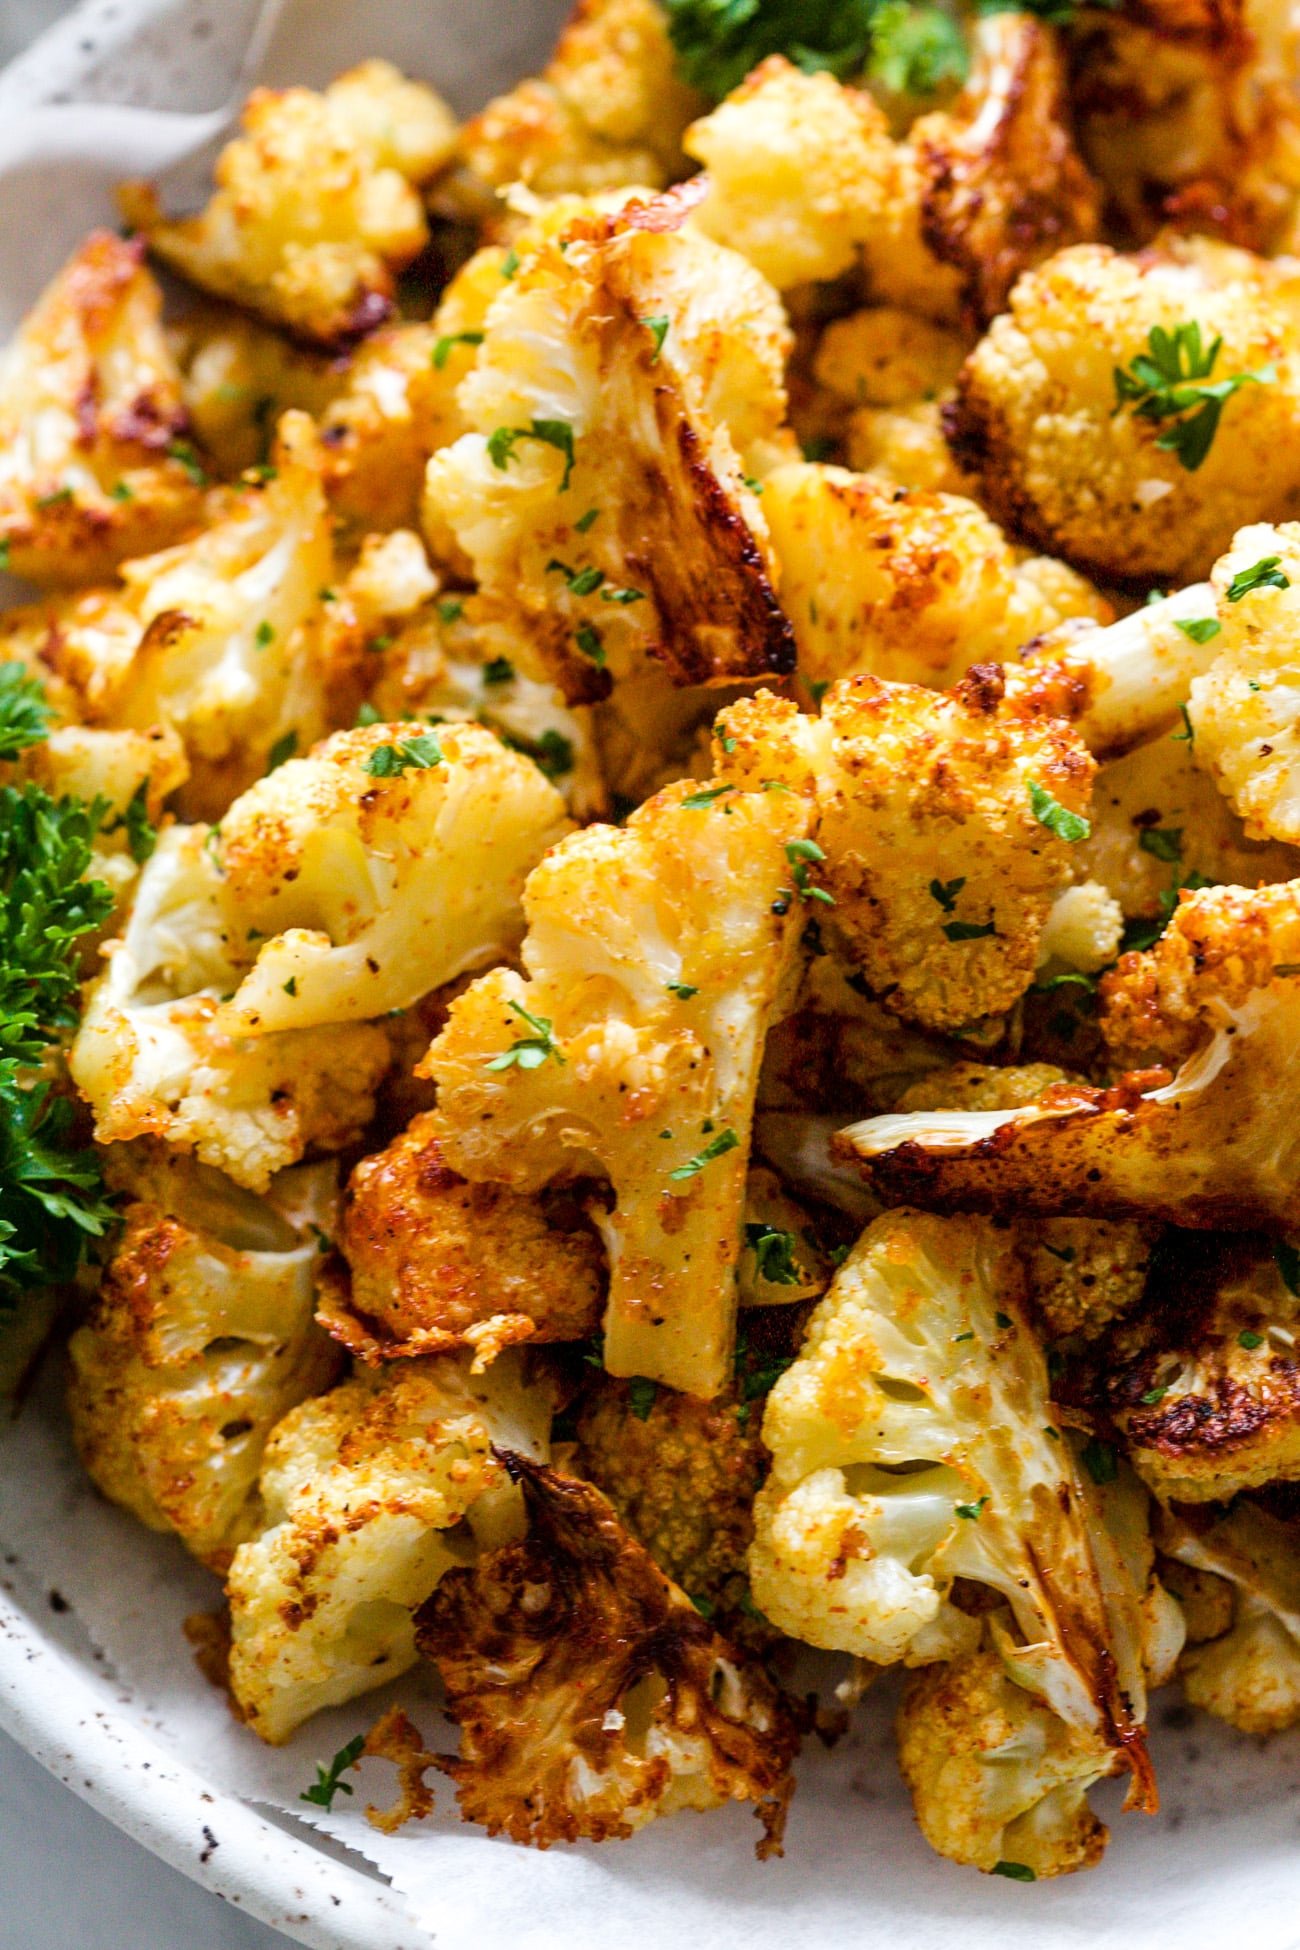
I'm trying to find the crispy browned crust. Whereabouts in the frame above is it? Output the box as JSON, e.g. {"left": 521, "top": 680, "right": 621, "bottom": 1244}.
{"left": 362, "top": 1706, "right": 439, "bottom": 1834}
{"left": 414, "top": 1457, "right": 799, "bottom": 1853}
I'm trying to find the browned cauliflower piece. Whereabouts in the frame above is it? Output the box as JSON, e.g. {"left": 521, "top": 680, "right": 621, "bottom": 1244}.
{"left": 423, "top": 189, "right": 795, "bottom": 705}
{"left": 0, "top": 232, "right": 203, "bottom": 586}
{"left": 813, "top": 308, "right": 968, "bottom": 412}
{"left": 414, "top": 1456, "right": 799, "bottom": 1853}
{"left": 839, "top": 880, "right": 1300, "bottom": 1229}
{"left": 761, "top": 461, "right": 1109, "bottom": 690}
{"left": 122, "top": 63, "right": 455, "bottom": 346}
{"left": 845, "top": 401, "right": 976, "bottom": 495}
{"left": 1158, "top": 1497, "right": 1300, "bottom": 1734}
{"left": 67, "top": 1153, "right": 340, "bottom": 1568}
{"left": 716, "top": 671, "right": 1096, "bottom": 1032}
{"left": 951, "top": 237, "right": 1300, "bottom": 585}
{"left": 319, "top": 1109, "right": 606, "bottom": 1365}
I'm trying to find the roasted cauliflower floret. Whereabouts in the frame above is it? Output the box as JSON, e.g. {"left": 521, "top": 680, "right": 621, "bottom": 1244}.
{"left": 319, "top": 1109, "right": 605, "bottom": 1365}
{"left": 951, "top": 240, "right": 1300, "bottom": 585}
{"left": 761, "top": 462, "right": 1109, "bottom": 691}
{"left": 423, "top": 192, "right": 795, "bottom": 705}
{"left": 896, "top": 1645, "right": 1116, "bottom": 1879}
{"left": 414, "top": 1457, "right": 799, "bottom": 1852}
{"left": 813, "top": 308, "right": 967, "bottom": 413}
{"left": 1038, "top": 881, "right": 1125, "bottom": 976}
{"left": 67, "top": 1155, "right": 340, "bottom": 1568}
{"left": 717, "top": 672, "right": 1096, "bottom": 1033}
{"left": 122, "top": 64, "right": 454, "bottom": 346}
{"left": 227, "top": 1350, "right": 553, "bottom": 1742}
{"left": 846, "top": 400, "right": 975, "bottom": 496}
{"left": 421, "top": 777, "right": 811, "bottom": 1396}
{"left": 840, "top": 880, "right": 1300, "bottom": 1229}
{"left": 214, "top": 720, "right": 568, "bottom": 1035}
{"left": 69, "top": 825, "right": 390, "bottom": 1191}
{"left": 749, "top": 1208, "right": 1154, "bottom": 1792}
{"left": 1159, "top": 1498, "right": 1300, "bottom": 1734}
{"left": 0, "top": 232, "right": 202, "bottom": 585}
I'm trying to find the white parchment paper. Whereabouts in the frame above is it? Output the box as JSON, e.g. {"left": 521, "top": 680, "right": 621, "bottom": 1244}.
{"left": 3, "top": 6, "right": 1300, "bottom": 1947}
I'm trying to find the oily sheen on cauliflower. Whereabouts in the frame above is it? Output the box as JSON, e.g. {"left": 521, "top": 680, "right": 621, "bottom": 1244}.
{"left": 749, "top": 1208, "right": 1154, "bottom": 1795}
{"left": 716, "top": 672, "right": 1096, "bottom": 1032}
{"left": 215, "top": 719, "right": 569, "bottom": 1035}
{"left": 421, "top": 776, "right": 810, "bottom": 1397}
{"left": 122, "top": 62, "right": 456, "bottom": 345}
{"left": 423, "top": 192, "right": 795, "bottom": 705}
{"left": 68, "top": 1152, "right": 340, "bottom": 1567}
{"left": 227, "top": 1350, "right": 553, "bottom": 1742}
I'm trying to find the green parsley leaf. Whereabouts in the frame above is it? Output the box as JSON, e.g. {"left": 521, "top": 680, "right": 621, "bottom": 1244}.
{"left": 484, "top": 999, "right": 566, "bottom": 1072}
{"left": 601, "top": 584, "right": 645, "bottom": 605}
{"left": 955, "top": 1496, "right": 988, "bottom": 1521}
{"left": 437, "top": 597, "right": 465, "bottom": 624}
{"left": 355, "top": 702, "right": 382, "bottom": 727}
{"left": 282, "top": 976, "right": 298, "bottom": 997}
{"left": 574, "top": 507, "right": 600, "bottom": 534}
{"left": 432, "top": 329, "right": 485, "bottom": 369}
{"left": 300, "top": 1735, "right": 365, "bottom": 1809}
{"left": 1042, "top": 1243, "right": 1076, "bottom": 1264}
{"left": 1171, "top": 701, "right": 1195, "bottom": 743}
{"left": 628, "top": 1376, "right": 658, "bottom": 1420}
{"left": 575, "top": 624, "right": 606, "bottom": 667}
{"left": 1238, "top": 1329, "right": 1266, "bottom": 1350}
{"left": 669, "top": 1127, "right": 740, "bottom": 1181}
{"left": 943, "top": 918, "right": 996, "bottom": 941}
{"left": 992, "top": 1861, "right": 1037, "bottom": 1883}
{"left": 501, "top": 246, "right": 521, "bottom": 280}
{"left": 1138, "top": 825, "right": 1183, "bottom": 863}
{"left": 682, "top": 783, "right": 735, "bottom": 810}
{"left": 690, "top": 1591, "right": 716, "bottom": 1619}
{"left": 1028, "top": 778, "right": 1090, "bottom": 843}
{"left": 785, "top": 836, "right": 834, "bottom": 906}
{"left": 744, "top": 1222, "right": 801, "bottom": 1286}
{"left": 1175, "top": 616, "right": 1222, "bottom": 644}
{"left": 1112, "top": 323, "right": 1274, "bottom": 472}
{"left": 641, "top": 314, "right": 670, "bottom": 362}
{"left": 488, "top": 418, "right": 577, "bottom": 489}
{"left": 867, "top": 0, "right": 968, "bottom": 93}
{"left": 1081, "top": 1437, "right": 1118, "bottom": 1485}
{"left": 1140, "top": 1384, "right": 1168, "bottom": 1405}
{"left": 0, "top": 662, "right": 53, "bottom": 760}
{"left": 667, "top": 980, "right": 699, "bottom": 999}
{"left": 266, "top": 730, "right": 297, "bottom": 773}
{"left": 482, "top": 657, "right": 515, "bottom": 686}
{"left": 166, "top": 439, "right": 208, "bottom": 486}
{"left": 1274, "top": 1241, "right": 1300, "bottom": 1296}
{"left": 929, "top": 875, "right": 966, "bottom": 913}
{"left": 1226, "top": 555, "right": 1291, "bottom": 602}
{"left": 362, "top": 733, "right": 443, "bottom": 777}
{"left": 34, "top": 485, "right": 74, "bottom": 509}
{"left": 255, "top": 620, "right": 274, "bottom": 648}
{"left": 120, "top": 780, "right": 156, "bottom": 865}
{"left": 110, "top": 480, "right": 134, "bottom": 503}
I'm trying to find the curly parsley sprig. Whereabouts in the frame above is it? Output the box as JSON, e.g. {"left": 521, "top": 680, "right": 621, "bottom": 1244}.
{"left": 1112, "top": 322, "right": 1275, "bottom": 473}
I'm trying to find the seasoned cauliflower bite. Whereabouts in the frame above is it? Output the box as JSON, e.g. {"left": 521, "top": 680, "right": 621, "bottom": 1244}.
{"left": 951, "top": 239, "right": 1300, "bottom": 586}
{"left": 414, "top": 1457, "right": 799, "bottom": 1853}
{"left": 749, "top": 1208, "right": 1157, "bottom": 1799}
{"left": 422, "top": 190, "right": 796, "bottom": 705}
{"left": 0, "top": 232, "right": 203, "bottom": 586}
{"left": 420, "top": 777, "right": 811, "bottom": 1397}
{"left": 716, "top": 672, "right": 1096, "bottom": 1033}
{"left": 1189, "top": 522, "right": 1300, "bottom": 844}
{"left": 214, "top": 719, "right": 569, "bottom": 1035}
{"left": 69, "top": 824, "right": 390, "bottom": 1192}
{"left": 840, "top": 880, "right": 1300, "bottom": 1229}
{"left": 122, "top": 62, "right": 456, "bottom": 346}
{"left": 227, "top": 1350, "right": 554, "bottom": 1742}
{"left": 1158, "top": 1497, "right": 1300, "bottom": 1734}
{"left": 761, "top": 461, "right": 1109, "bottom": 691}
{"left": 319, "top": 1108, "right": 606, "bottom": 1365}
{"left": 67, "top": 1150, "right": 340, "bottom": 1568}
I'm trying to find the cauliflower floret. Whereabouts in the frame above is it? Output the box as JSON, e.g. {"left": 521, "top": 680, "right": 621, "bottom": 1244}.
{"left": 1188, "top": 522, "right": 1300, "bottom": 843}
{"left": 951, "top": 239, "right": 1300, "bottom": 584}
{"left": 839, "top": 880, "right": 1300, "bottom": 1229}
{"left": 420, "top": 777, "right": 811, "bottom": 1396}
{"left": 319, "top": 1108, "right": 605, "bottom": 1364}
{"left": 227, "top": 1350, "right": 553, "bottom": 1742}
{"left": 846, "top": 400, "right": 976, "bottom": 496}
{"left": 1038, "top": 882, "right": 1125, "bottom": 975}
{"left": 716, "top": 672, "right": 1096, "bottom": 1032}
{"left": 0, "top": 232, "right": 202, "bottom": 585}
{"left": 1159, "top": 1498, "right": 1300, "bottom": 1733}
{"left": 414, "top": 1457, "right": 798, "bottom": 1852}
{"left": 214, "top": 720, "right": 569, "bottom": 1035}
{"left": 761, "top": 462, "right": 1109, "bottom": 691}
{"left": 122, "top": 64, "right": 454, "bottom": 346}
{"left": 69, "top": 825, "right": 390, "bottom": 1191}
{"left": 896, "top": 1645, "right": 1116, "bottom": 1878}
{"left": 813, "top": 308, "right": 967, "bottom": 412}
{"left": 423, "top": 191, "right": 795, "bottom": 705}
{"left": 454, "top": 0, "right": 701, "bottom": 201}
{"left": 749, "top": 1208, "right": 1155, "bottom": 1794}
{"left": 67, "top": 1154, "right": 340, "bottom": 1568}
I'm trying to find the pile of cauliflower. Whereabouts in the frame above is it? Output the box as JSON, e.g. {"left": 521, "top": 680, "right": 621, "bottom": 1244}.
{"left": 17, "top": 0, "right": 1300, "bottom": 1886}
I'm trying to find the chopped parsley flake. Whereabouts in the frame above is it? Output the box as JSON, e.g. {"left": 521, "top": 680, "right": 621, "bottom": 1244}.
{"left": 744, "top": 1222, "right": 802, "bottom": 1286}
{"left": 669, "top": 1127, "right": 740, "bottom": 1181}
{"left": 1028, "top": 779, "right": 1090, "bottom": 843}
{"left": 484, "top": 999, "right": 565, "bottom": 1072}
{"left": 1226, "top": 555, "right": 1291, "bottom": 602}
{"left": 1175, "top": 616, "right": 1221, "bottom": 644}
{"left": 300, "top": 1735, "right": 365, "bottom": 1810}
{"left": 1112, "top": 323, "right": 1274, "bottom": 472}
{"left": 432, "top": 330, "right": 485, "bottom": 369}
{"left": 362, "top": 733, "right": 443, "bottom": 777}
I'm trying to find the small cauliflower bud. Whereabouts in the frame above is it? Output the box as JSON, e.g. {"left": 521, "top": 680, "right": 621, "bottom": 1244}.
{"left": 415, "top": 1457, "right": 799, "bottom": 1853}
{"left": 422, "top": 191, "right": 795, "bottom": 705}
{"left": 422, "top": 777, "right": 811, "bottom": 1396}
{"left": 1038, "top": 882, "right": 1124, "bottom": 977}
{"left": 67, "top": 1156, "right": 341, "bottom": 1568}
{"left": 897, "top": 1646, "right": 1117, "bottom": 1879}
{"left": 227, "top": 1350, "right": 554, "bottom": 1742}
{"left": 69, "top": 824, "right": 389, "bottom": 1190}
{"left": 760, "top": 462, "right": 1109, "bottom": 691}
{"left": 0, "top": 232, "right": 202, "bottom": 585}
{"left": 215, "top": 720, "right": 569, "bottom": 1036}
{"left": 813, "top": 309, "right": 967, "bottom": 413}
{"left": 122, "top": 64, "right": 453, "bottom": 346}
{"left": 1159, "top": 1499, "right": 1300, "bottom": 1735}
{"left": 750, "top": 1209, "right": 1153, "bottom": 1791}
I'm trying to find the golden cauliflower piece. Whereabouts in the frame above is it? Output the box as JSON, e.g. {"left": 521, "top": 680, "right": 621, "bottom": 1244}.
{"left": 951, "top": 238, "right": 1300, "bottom": 585}
{"left": 814, "top": 308, "right": 967, "bottom": 412}
{"left": 227, "top": 1350, "right": 554, "bottom": 1742}
{"left": 717, "top": 671, "right": 1096, "bottom": 1032}
{"left": 69, "top": 824, "right": 390, "bottom": 1192}
{"left": 122, "top": 63, "right": 455, "bottom": 346}
{"left": 68, "top": 1154, "right": 340, "bottom": 1568}
{"left": 846, "top": 401, "right": 975, "bottom": 496}
{"left": 749, "top": 1208, "right": 1155, "bottom": 1797}
{"left": 840, "top": 879, "right": 1300, "bottom": 1229}
{"left": 1159, "top": 1498, "right": 1300, "bottom": 1734}
{"left": 421, "top": 776, "right": 811, "bottom": 1397}
{"left": 423, "top": 190, "right": 795, "bottom": 705}
{"left": 214, "top": 719, "right": 569, "bottom": 1035}
{"left": 761, "top": 461, "right": 1109, "bottom": 691}
{"left": 415, "top": 1457, "right": 798, "bottom": 1852}
{"left": 0, "top": 232, "right": 202, "bottom": 585}
{"left": 320, "top": 1109, "right": 605, "bottom": 1364}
